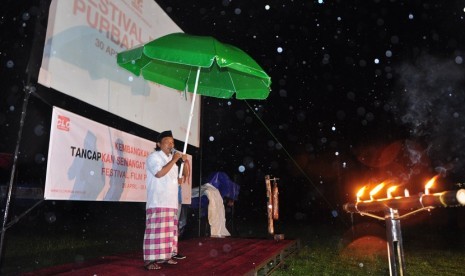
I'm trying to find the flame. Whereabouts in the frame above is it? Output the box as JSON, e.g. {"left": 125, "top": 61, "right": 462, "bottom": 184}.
{"left": 369, "top": 182, "right": 385, "bottom": 199}
{"left": 425, "top": 175, "right": 438, "bottom": 190}
{"left": 356, "top": 186, "right": 367, "bottom": 199}
{"left": 387, "top": 186, "right": 397, "bottom": 198}
{"left": 424, "top": 175, "right": 439, "bottom": 195}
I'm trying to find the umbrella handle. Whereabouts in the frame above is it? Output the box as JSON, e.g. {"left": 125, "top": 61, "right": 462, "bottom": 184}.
{"left": 179, "top": 66, "right": 201, "bottom": 178}
{"left": 179, "top": 163, "right": 185, "bottom": 179}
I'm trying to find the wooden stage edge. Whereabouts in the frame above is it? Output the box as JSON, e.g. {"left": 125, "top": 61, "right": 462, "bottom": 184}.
{"left": 250, "top": 238, "right": 300, "bottom": 275}
{"left": 22, "top": 237, "right": 301, "bottom": 276}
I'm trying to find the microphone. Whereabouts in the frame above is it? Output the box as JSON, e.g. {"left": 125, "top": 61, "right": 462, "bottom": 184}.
{"left": 171, "top": 148, "right": 184, "bottom": 163}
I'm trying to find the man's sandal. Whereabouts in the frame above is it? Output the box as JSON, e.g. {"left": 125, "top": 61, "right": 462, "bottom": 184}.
{"left": 156, "top": 259, "right": 178, "bottom": 265}
{"left": 144, "top": 261, "right": 161, "bottom": 270}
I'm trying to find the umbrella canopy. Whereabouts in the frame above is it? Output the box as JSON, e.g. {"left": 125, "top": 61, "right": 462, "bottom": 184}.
{"left": 117, "top": 33, "right": 271, "bottom": 176}
{"left": 117, "top": 32, "right": 271, "bottom": 100}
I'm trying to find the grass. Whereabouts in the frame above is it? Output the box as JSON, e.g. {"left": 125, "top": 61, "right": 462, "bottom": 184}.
{"left": 274, "top": 246, "right": 387, "bottom": 275}
{"left": 271, "top": 221, "right": 389, "bottom": 275}
{"left": 273, "top": 214, "right": 465, "bottom": 276}
{"left": 1, "top": 202, "right": 465, "bottom": 275}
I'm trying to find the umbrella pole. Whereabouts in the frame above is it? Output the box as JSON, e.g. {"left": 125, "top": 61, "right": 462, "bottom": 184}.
{"left": 178, "top": 66, "right": 201, "bottom": 178}
{"left": 198, "top": 95, "right": 205, "bottom": 237}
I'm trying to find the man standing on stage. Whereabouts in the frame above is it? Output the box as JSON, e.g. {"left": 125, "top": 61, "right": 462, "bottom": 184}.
{"left": 143, "top": 130, "right": 188, "bottom": 270}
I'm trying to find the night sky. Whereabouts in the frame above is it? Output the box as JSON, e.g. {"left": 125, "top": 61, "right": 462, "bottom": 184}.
{"left": 2, "top": 0, "right": 465, "bottom": 223}
{"left": 155, "top": 0, "right": 465, "bottom": 217}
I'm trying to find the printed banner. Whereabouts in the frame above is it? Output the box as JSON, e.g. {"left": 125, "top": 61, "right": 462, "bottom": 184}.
{"left": 38, "top": 0, "right": 200, "bottom": 147}
{"left": 45, "top": 106, "right": 192, "bottom": 203}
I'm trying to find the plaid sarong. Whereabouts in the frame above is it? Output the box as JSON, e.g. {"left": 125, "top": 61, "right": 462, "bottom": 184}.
{"left": 143, "top": 207, "right": 178, "bottom": 261}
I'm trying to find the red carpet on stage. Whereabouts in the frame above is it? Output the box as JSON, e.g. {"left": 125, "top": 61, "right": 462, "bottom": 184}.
{"left": 22, "top": 237, "right": 299, "bottom": 275}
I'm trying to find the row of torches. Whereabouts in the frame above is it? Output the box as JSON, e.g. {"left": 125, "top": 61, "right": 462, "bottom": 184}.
{"left": 356, "top": 175, "right": 439, "bottom": 202}
{"left": 346, "top": 175, "right": 465, "bottom": 276}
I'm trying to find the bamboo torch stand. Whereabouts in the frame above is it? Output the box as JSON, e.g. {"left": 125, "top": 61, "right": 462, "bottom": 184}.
{"left": 344, "top": 189, "right": 465, "bottom": 276}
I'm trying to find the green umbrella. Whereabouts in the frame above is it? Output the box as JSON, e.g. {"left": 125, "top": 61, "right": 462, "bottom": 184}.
{"left": 117, "top": 33, "right": 271, "bottom": 175}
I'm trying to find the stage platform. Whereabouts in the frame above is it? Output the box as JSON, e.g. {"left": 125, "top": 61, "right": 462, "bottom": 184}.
{"left": 22, "top": 237, "right": 300, "bottom": 275}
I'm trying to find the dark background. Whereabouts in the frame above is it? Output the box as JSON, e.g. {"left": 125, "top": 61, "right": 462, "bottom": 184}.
{"left": 2, "top": 0, "right": 465, "bottom": 239}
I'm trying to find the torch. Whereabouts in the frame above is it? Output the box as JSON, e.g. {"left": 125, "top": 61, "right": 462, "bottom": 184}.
{"left": 344, "top": 189, "right": 465, "bottom": 213}
{"left": 265, "top": 175, "right": 282, "bottom": 240}
{"left": 265, "top": 175, "right": 274, "bottom": 235}
{"left": 344, "top": 176, "right": 465, "bottom": 276}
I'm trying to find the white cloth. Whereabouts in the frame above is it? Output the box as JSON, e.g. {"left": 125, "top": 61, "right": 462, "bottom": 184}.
{"left": 145, "top": 150, "right": 179, "bottom": 209}
{"left": 202, "top": 183, "right": 230, "bottom": 237}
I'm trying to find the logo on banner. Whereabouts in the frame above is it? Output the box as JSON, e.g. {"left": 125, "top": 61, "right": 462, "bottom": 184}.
{"left": 57, "top": 115, "right": 70, "bottom": 131}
